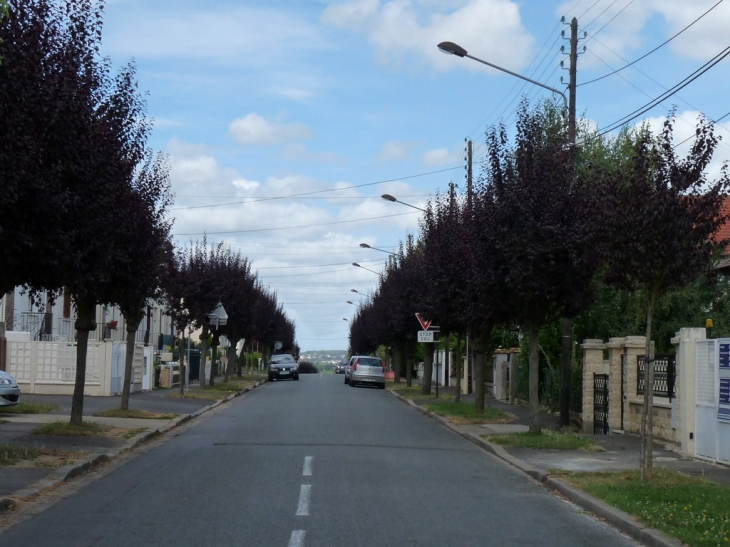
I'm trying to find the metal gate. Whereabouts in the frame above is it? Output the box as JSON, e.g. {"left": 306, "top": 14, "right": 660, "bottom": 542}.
{"left": 594, "top": 373, "right": 609, "bottom": 435}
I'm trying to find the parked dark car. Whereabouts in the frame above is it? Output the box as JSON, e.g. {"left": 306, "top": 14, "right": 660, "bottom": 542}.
{"left": 334, "top": 361, "right": 347, "bottom": 374}
{"left": 268, "top": 354, "right": 299, "bottom": 381}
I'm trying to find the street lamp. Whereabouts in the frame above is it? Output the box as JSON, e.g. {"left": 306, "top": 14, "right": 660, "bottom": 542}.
{"left": 360, "top": 242, "right": 397, "bottom": 256}
{"left": 439, "top": 38, "right": 578, "bottom": 428}
{"left": 381, "top": 194, "right": 425, "bottom": 213}
{"left": 437, "top": 41, "right": 568, "bottom": 114}
{"left": 352, "top": 262, "right": 380, "bottom": 275}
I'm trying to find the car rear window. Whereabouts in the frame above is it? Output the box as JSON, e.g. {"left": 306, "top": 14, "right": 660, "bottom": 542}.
{"left": 356, "top": 357, "right": 381, "bottom": 367}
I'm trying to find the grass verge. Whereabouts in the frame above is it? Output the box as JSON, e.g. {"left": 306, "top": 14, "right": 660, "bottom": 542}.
{"left": 92, "top": 408, "right": 177, "bottom": 420}
{"left": 30, "top": 421, "right": 111, "bottom": 436}
{"left": 422, "top": 401, "right": 516, "bottom": 424}
{"left": 554, "top": 468, "right": 730, "bottom": 547}
{"left": 388, "top": 384, "right": 455, "bottom": 402}
{"left": 166, "top": 377, "right": 259, "bottom": 400}
{"left": 0, "top": 444, "right": 86, "bottom": 468}
{"left": 486, "top": 430, "right": 601, "bottom": 450}
{"left": 0, "top": 402, "right": 58, "bottom": 414}
{"left": 121, "top": 427, "right": 149, "bottom": 440}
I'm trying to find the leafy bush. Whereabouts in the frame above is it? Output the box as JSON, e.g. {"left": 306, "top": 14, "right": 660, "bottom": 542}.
{"left": 297, "top": 361, "right": 318, "bottom": 374}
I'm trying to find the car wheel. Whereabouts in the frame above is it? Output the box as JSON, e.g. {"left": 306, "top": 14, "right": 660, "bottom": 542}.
{"left": 268, "top": 374, "right": 273, "bottom": 382}
{"left": 378, "top": 383, "right": 385, "bottom": 389}
{"left": 294, "top": 375, "right": 299, "bottom": 381}
{"left": 350, "top": 379, "right": 356, "bottom": 387}
{"left": 344, "top": 377, "right": 349, "bottom": 384}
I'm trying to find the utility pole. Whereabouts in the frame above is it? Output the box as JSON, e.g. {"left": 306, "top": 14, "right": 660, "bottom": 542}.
{"left": 560, "top": 17, "right": 579, "bottom": 428}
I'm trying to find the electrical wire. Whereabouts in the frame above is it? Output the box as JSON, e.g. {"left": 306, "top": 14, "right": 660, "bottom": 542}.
{"left": 594, "top": 44, "right": 730, "bottom": 138}
{"left": 580, "top": 0, "right": 724, "bottom": 87}
{"left": 170, "top": 166, "right": 460, "bottom": 211}
{"left": 173, "top": 210, "right": 417, "bottom": 236}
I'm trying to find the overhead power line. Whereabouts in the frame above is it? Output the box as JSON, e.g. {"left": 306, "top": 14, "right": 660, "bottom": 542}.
{"left": 580, "top": 0, "right": 724, "bottom": 87}
{"left": 171, "top": 166, "right": 459, "bottom": 211}
{"left": 594, "top": 44, "right": 730, "bottom": 138}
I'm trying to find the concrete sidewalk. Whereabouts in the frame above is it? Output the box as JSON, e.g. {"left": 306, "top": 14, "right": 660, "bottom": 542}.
{"left": 0, "top": 379, "right": 265, "bottom": 511}
{"left": 390, "top": 380, "right": 730, "bottom": 547}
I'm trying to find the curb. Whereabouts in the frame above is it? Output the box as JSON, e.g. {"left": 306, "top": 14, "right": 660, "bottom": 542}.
{"left": 0, "top": 379, "right": 266, "bottom": 512}
{"left": 386, "top": 388, "right": 682, "bottom": 547}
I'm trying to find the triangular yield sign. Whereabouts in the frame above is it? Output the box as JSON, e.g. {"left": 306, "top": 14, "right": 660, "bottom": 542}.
{"left": 415, "top": 312, "right": 432, "bottom": 331}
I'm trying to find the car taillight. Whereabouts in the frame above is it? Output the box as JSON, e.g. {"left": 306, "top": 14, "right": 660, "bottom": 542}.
{"left": 353, "top": 358, "right": 359, "bottom": 371}
{"left": 381, "top": 360, "right": 386, "bottom": 373}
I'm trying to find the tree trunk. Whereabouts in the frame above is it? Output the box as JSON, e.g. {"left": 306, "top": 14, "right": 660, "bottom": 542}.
{"left": 474, "top": 349, "right": 485, "bottom": 414}
{"left": 640, "top": 290, "right": 658, "bottom": 482}
{"left": 71, "top": 296, "right": 96, "bottom": 425}
{"left": 199, "top": 326, "right": 208, "bottom": 388}
{"left": 405, "top": 339, "right": 414, "bottom": 387}
{"left": 560, "top": 317, "right": 572, "bottom": 427}
{"left": 209, "top": 340, "right": 217, "bottom": 387}
{"left": 393, "top": 344, "right": 403, "bottom": 383}
{"left": 225, "top": 345, "right": 235, "bottom": 384}
{"left": 444, "top": 334, "right": 450, "bottom": 388}
{"left": 178, "top": 335, "right": 186, "bottom": 397}
{"left": 455, "top": 333, "right": 462, "bottom": 403}
{"left": 528, "top": 323, "right": 541, "bottom": 433}
{"left": 121, "top": 315, "right": 143, "bottom": 410}
{"left": 422, "top": 343, "right": 433, "bottom": 395}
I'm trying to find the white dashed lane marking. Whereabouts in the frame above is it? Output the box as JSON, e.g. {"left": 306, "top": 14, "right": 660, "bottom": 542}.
{"left": 303, "top": 456, "right": 313, "bottom": 477}
{"left": 296, "top": 484, "right": 311, "bottom": 516}
{"left": 288, "top": 530, "right": 306, "bottom": 547}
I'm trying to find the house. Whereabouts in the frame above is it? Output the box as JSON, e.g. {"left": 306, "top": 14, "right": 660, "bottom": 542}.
{"left": 0, "top": 287, "right": 176, "bottom": 395}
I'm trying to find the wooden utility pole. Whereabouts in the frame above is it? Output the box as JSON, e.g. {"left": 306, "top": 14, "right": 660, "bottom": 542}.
{"left": 560, "top": 17, "right": 579, "bottom": 428}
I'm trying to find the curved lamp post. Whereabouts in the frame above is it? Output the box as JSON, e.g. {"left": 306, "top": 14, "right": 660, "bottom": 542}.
{"left": 437, "top": 41, "right": 567, "bottom": 113}
{"left": 381, "top": 193, "right": 425, "bottom": 213}
{"left": 438, "top": 39, "right": 577, "bottom": 428}
{"left": 360, "top": 242, "right": 397, "bottom": 256}
{"left": 352, "top": 262, "right": 380, "bottom": 275}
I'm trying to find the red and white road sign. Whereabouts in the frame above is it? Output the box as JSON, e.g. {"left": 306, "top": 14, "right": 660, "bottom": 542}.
{"left": 415, "top": 313, "right": 432, "bottom": 331}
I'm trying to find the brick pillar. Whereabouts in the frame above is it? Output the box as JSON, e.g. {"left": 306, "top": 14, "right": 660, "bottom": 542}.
{"left": 582, "top": 339, "right": 605, "bottom": 434}
{"left": 622, "top": 336, "right": 647, "bottom": 400}
{"left": 606, "top": 337, "right": 624, "bottom": 431}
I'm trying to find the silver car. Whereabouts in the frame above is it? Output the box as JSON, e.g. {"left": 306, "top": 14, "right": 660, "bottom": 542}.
{"left": 346, "top": 355, "right": 386, "bottom": 389}
{"left": 0, "top": 370, "right": 20, "bottom": 406}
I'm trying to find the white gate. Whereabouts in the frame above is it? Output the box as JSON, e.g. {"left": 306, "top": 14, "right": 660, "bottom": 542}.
{"left": 111, "top": 344, "right": 124, "bottom": 394}
{"left": 695, "top": 339, "right": 730, "bottom": 465}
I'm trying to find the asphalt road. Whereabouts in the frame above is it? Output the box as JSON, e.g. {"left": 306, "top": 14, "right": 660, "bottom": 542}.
{"left": 0, "top": 374, "right": 641, "bottom": 546}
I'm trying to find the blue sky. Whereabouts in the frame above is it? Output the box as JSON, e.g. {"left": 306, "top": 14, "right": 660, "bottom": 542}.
{"left": 100, "top": 0, "right": 730, "bottom": 352}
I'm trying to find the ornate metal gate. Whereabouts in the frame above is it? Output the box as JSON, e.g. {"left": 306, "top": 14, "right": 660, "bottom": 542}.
{"left": 594, "top": 373, "right": 609, "bottom": 435}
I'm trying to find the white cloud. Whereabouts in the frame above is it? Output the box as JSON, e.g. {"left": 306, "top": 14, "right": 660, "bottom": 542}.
{"left": 422, "top": 146, "right": 461, "bottom": 165}
{"left": 649, "top": 0, "right": 730, "bottom": 60}
{"left": 284, "top": 143, "right": 347, "bottom": 164}
{"left": 229, "top": 113, "right": 313, "bottom": 146}
{"left": 322, "top": 0, "right": 534, "bottom": 72}
{"left": 104, "top": 6, "right": 327, "bottom": 66}
{"left": 557, "top": 0, "right": 730, "bottom": 66}
{"left": 377, "top": 140, "right": 419, "bottom": 162}
{"left": 232, "top": 179, "right": 261, "bottom": 191}
{"left": 640, "top": 110, "right": 730, "bottom": 183}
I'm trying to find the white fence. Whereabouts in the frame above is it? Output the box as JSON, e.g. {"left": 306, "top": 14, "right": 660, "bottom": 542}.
{"left": 6, "top": 339, "right": 146, "bottom": 396}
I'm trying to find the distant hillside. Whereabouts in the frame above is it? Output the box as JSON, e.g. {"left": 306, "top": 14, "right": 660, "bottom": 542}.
{"left": 300, "top": 350, "right": 348, "bottom": 364}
